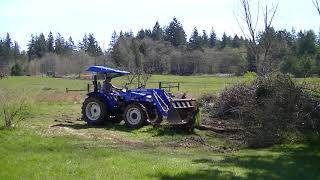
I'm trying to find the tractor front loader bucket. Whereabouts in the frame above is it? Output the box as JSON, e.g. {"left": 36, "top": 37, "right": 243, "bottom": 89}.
{"left": 167, "top": 99, "right": 198, "bottom": 127}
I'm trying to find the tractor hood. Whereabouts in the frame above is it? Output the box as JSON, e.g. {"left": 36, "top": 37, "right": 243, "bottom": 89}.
{"left": 125, "top": 89, "right": 152, "bottom": 99}
{"left": 86, "top": 66, "right": 130, "bottom": 78}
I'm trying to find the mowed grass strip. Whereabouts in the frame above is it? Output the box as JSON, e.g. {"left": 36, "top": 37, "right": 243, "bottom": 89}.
{"left": 0, "top": 129, "right": 319, "bottom": 179}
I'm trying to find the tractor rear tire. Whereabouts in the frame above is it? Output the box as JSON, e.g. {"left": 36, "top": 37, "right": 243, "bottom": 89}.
{"left": 123, "top": 103, "right": 146, "bottom": 128}
{"left": 82, "top": 97, "right": 107, "bottom": 125}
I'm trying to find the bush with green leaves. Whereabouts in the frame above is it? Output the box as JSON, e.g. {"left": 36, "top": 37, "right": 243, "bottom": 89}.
{"left": 11, "top": 63, "right": 23, "bottom": 76}
{"left": 0, "top": 90, "right": 31, "bottom": 128}
{"left": 243, "top": 71, "right": 257, "bottom": 82}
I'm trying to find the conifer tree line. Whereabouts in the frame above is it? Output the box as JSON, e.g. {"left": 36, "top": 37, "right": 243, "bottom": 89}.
{"left": 0, "top": 17, "right": 319, "bottom": 77}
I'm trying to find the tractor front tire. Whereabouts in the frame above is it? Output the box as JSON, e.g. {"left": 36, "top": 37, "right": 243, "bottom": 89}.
{"left": 82, "top": 97, "right": 107, "bottom": 125}
{"left": 147, "top": 108, "right": 163, "bottom": 126}
{"left": 123, "top": 103, "right": 146, "bottom": 128}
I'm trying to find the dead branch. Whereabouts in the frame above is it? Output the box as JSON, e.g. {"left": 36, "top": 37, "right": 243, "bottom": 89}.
{"left": 313, "top": 0, "right": 320, "bottom": 16}
{"left": 238, "top": 0, "right": 260, "bottom": 72}
{"left": 261, "top": 3, "right": 278, "bottom": 74}
{"left": 124, "top": 74, "right": 137, "bottom": 88}
{"left": 237, "top": 0, "right": 278, "bottom": 74}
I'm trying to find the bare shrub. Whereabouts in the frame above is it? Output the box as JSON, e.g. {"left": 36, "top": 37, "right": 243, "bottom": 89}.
{"left": 217, "top": 84, "right": 255, "bottom": 119}
{"left": 0, "top": 90, "right": 31, "bottom": 128}
{"left": 197, "top": 94, "right": 218, "bottom": 117}
{"left": 27, "top": 52, "right": 115, "bottom": 76}
{"left": 243, "top": 74, "right": 320, "bottom": 147}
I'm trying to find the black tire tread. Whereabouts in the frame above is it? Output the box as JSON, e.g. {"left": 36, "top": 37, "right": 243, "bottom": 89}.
{"left": 81, "top": 97, "right": 107, "bottom": 125}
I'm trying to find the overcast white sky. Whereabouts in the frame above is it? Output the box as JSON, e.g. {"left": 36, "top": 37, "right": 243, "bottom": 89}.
{"left": 1, "top": 0, "right": 319, "bottom": 51}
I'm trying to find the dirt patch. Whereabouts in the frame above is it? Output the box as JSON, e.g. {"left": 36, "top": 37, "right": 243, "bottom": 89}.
{"left": 198, "top": 117, "right": 244, "bottom": 146}
{"left": 165, "top": 136, "right": 205, "bottom": 148}
{"left": 41, "top": 122, "right": 147, "bottom": 148}
{"left": 164, "top": 135, "right": 235, "bottom": 152}
{"left": 38, "top": 113, "right": 241, "bottom": 151}
{"left": 201, "top": 117, "right": 241, "bottom": 130}
{"left": 36, "top": 92, "right": 84, "bottom": 103}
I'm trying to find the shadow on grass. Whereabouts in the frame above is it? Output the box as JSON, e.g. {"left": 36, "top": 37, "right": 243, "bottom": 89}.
{"left": 154, "top": 143, "right": 320, "bottom": 180}
{"left": 52, "top": 122, "right": 142, "bottom": 133}
{"left": 138, "top": 125, "right": 195, "bottom": 137}
{"left": 51, "top": 123, "right": 110, "bottom": 130}
{"left": 156, "top": 169, "right": 242, "bottom": 180}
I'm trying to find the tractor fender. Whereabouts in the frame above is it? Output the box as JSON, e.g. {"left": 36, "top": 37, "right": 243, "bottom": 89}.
{"left": 86, "top": 92, "right": 109, "bottom": 105}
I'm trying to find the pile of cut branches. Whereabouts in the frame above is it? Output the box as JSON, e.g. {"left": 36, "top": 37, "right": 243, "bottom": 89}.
{"left": 200, "top": 73, "right": 320, "bottom": 147}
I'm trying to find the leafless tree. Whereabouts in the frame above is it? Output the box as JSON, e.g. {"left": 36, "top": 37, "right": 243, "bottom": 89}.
{"left": 261, "top": 4, "right": 278, "bottom": 74}
{"left": 236, "top": 0, "right": 278, "bottom": 74}
{"left": 313, "top": 0, "right": 320, "bottom": 16}
{"left": 124, "top": 74, "right": 137, "bottom": 89}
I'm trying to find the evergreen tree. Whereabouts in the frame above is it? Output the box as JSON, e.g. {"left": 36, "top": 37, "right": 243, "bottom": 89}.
{"left": 2, "top": 33, "right": 12, "bottom": 61}
{"left": 47, "top": 31, "right": 54, "bottom": 52}
{"left": 54, "top": 33, "right": 66, "bottom": 55}
{"left": 144, "top": 29, "right": 152, "bottom": 38}
{"left": 4, "top": 33, "right": 12, "bottom": 50}
{"left": 27, "top": 34, "right": 36, "bottom": 60}
{"left": 79, "top": 33, "right": 89, "bottom": 50}
{"left": 151, "top": 21, "right": 163, "bottom": 41}
{"left": 137, "top": 29, "right": 146, "bottom": 40}
{"left": 13, "top": 41, "right": 20, "bottom": 59}
{"left": 111, "top": 38, "right": 122, "bottom": 66}
{"left": 209, "top": 29, "right": 217, "bottom": 48}
{"left": 11, "top": 63, "right": 22, "bottom": 76}
{"left": 220, "top": 32, "right": 231, "bottom": 49}
{"left": 86, "top": 33, "right": 103, "bottom": 57}
{"left": 124, "top": 30, "right": 134, "bottom": 38}
{"left": 232, "top": 35, "right": 241, "bottom": 48}
{"left": 201, "top": 30, "right": 209, "bottom": 47}
{"left": 87, "top": 33, "right": 96, "bottom": 55}
{"left": 108, "top": 31, "right": 118, "bottom": 52}
{"left": 66, "top": 36, "right": 75, "bottom": 51}
{"left": 0, "top": 35, "right": 7, "bottom": 64}
{"left": 119, "top": 31, "right": 124, "bottom": 37}
{"left": 34, "top": 33, "right": 48, "bottom": 57}
{"left": 297, "top": 30, "right": 317, "bottom": 56}
{"left": 164, "top": 17, "right": 187, "bottom": 47}
{"left": 188, "top": 27, "right": 202, "bottom": 50}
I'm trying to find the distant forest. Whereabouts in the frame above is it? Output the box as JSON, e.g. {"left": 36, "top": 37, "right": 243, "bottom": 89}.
{"left": 0, "top": 17, "right": 319, "bottom": 77}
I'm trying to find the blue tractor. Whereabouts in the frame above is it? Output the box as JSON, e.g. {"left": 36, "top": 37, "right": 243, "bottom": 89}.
{"left": 81, "top": 66, "right": 198, "bottom": 131}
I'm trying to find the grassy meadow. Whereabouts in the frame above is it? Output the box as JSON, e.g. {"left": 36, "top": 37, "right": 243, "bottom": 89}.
{"left": 0, "top": 75, "right": 319, "bottom": 179}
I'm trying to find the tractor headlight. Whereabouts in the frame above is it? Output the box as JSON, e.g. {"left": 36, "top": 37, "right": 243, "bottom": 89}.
{"left": 146, "top": 95, "right": 153, "bottom": 102}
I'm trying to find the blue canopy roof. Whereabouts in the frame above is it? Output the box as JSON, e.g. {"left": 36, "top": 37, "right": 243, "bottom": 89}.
{"left": 86, "top": 66, "right": 130, "bottom": 77}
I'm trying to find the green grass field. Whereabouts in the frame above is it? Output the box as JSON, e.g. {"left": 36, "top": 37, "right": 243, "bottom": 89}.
{"left": 0, "top": 75, "right": 319, "bottom": 179}
{"left": 0, "top": 75, "right": 244, "bottom": 96}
